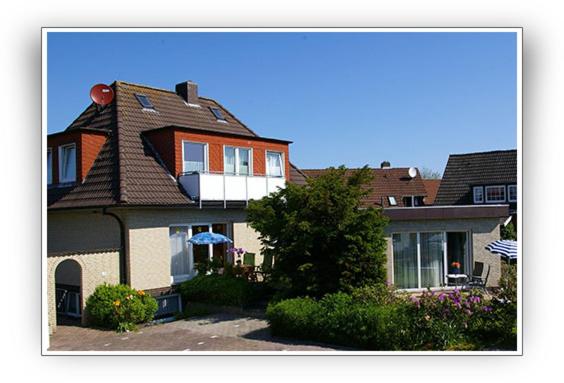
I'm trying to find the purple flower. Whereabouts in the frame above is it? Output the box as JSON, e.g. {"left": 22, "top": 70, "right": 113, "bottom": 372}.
{"left": 438, "top": 293, "right": 446, "bottom": 302}
{"left": 482, "top": 306, "right": 493, "bottom": 313}
{"left": 468, "top": 295, "right": 481, "bottom": 304}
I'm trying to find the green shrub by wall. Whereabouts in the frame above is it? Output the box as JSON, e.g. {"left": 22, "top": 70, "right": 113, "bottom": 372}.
{"left": 85, "top": 284, "right": 158, "bottom": 332}
{"left": 178, "top": 275, "right": 252, "bottom": 307}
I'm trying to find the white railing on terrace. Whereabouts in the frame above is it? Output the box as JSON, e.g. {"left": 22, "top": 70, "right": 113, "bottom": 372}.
{"left": 178, "top": 171, "right": 286, "bottom": 208}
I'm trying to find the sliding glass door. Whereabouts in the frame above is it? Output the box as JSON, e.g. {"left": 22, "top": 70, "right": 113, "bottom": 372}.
{"left": 420, "top": 232, "right": 445, "bottom": 288}
{"left": 392, "top": 233, "right": 418, "bottom": 289}
{"left": 392, "top": 231, "right": 468, "bottom": 289}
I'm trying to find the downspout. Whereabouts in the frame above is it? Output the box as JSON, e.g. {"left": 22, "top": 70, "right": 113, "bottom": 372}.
{"left": 102, "top": 208, "right": 128, "bottom": 285}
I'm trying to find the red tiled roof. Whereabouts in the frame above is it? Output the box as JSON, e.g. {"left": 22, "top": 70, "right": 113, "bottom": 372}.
{"left": 422, "top": 179, "right": 441, "bottom": 205}
{"left": 301, "top": 168, "right": 428, "bottom": 208}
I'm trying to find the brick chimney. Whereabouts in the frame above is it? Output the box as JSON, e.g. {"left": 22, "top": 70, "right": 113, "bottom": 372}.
{"left": 175, "top": 81, "right": 199, "bottom": 105}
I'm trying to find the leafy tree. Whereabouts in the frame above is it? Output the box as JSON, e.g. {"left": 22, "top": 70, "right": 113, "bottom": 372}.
{"left": 501, "top": 221, "right": 517, "bottom": 240}
{"left": 420, "top": 167, "right": 442, "bottom": 179}
{"left": 247, "top": 166, "right": 389, "bottom": 299}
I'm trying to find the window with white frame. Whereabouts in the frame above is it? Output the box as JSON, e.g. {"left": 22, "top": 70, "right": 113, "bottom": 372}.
{"left": 473, "top": 186, "right": 484, "bottom": 204}
{"left": 58, "top": 144, "right": 76, "bottom": 183}
{"left": 485, "top": 185, "right": 506, "bottom": 203}
{"left": 224, "top": 146, "right": 252, "bottom": 175}
{"left": 266, "top": 151, "right": 283, "bottom": 177}
{"left": 47, "top": 148, "right": 52, "bottom": 185}
{"left": 183, "top": 141, "right": 208, "bottom": 173}
{"left": 508, "top": 184, "right": 517, "bottom": 202}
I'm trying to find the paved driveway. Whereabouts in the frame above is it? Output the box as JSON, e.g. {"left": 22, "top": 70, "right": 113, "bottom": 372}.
{"left": 49, "top": 313, "right": 340, "bottom": 352}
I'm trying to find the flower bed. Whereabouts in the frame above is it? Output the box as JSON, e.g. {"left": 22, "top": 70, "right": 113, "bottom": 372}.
{"left": 266, "top": 285, "right": 516, "bottom": 351}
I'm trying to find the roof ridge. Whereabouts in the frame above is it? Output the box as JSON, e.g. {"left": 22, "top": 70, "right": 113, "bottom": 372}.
{"left": 449, "top": 149, "right": 517, "bottom": 157}
{"left": 114, "top": 82, "right": 128, "bottom": 203}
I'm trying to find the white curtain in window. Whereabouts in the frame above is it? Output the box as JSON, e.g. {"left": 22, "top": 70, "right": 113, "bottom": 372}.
{"left": 169, "top": 226, "right": 193, "bottom": 277}
{"left": 183, "top": 142, "right": 206, "bottom": 172}
{"left": 420, "top": 232, "right": 444, "bottom": 288}
{"left": 60, "top": 145, "right": 76, "bottom": 182}
{"left": 393, "top": 233, "right": 418, "bottom": 289}
{"left": 224, "top": 147, "right": 236, "bottom": 174}
{"left": 239, "top": 148, "right": 250, "bottom": 175}
{"left": 267, "top": 152, "right": 283, "bottom": 177}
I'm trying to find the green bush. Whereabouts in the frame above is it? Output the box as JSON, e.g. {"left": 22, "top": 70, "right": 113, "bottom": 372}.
{"left": 267, "top": 287, "right": 517, "bottom": 351}
{"left": 267, "top": 292, "right": 412, "bottom": 350}
{"left": 178, "top": 274, "right": 251, "bottom": 307}
{"left": 85, "top": 284, "right": 158, "bottom": 332}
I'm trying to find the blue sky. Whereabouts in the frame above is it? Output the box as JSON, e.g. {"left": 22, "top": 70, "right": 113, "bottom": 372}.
{"left": 47, "top": 31, "right": 517, "bottom": 173}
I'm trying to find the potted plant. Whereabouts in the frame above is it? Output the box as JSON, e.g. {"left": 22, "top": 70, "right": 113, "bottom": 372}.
{"left": 451, "top": 261, "right": 461, "bottom": 274}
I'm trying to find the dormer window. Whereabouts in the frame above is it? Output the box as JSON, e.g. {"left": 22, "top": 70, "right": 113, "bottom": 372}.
{"left": 402, "top": 196, "right": 424, "bottom": 207}
{"left": 485, "top": 185, "right": 506, "bottom": 203}
{"left": 508, "top": 185, "right": 517, "bottom": 202}
{"left": 47, "top": 148, "right": 52, "bottom": 185}
{"left": 58, "top": 143, "right": 76, "bottom": 183}
{"left": 473, "top": 186, "right": 484, "bottom": 204}
{"left": 210, "top": 107, "right": 226, "bottom": 122}
{"left": 266, "top": 151, "right": 283, "bottom": 177}
{"left": 135, "top": 94, "right": 155, "bottom": 110}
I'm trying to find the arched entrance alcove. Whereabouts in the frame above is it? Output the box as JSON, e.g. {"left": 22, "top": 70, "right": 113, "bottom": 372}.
{"left": 54, "top": 259, "right": 82, "bottom": 325}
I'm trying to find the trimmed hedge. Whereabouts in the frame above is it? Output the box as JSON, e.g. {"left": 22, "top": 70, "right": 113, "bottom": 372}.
{"left": 85, "top": 284, "right": 158, "bottom": 332}
{"left": 178, "top": 274, "right": 252, "bottom": 307}
{"left": 267, "top": 292, "right": 412, "bottom": 350}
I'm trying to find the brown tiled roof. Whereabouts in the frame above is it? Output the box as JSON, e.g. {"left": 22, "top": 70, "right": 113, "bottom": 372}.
{"left": 289, "top": 163, "right": 308, "bottom": 186}
{"left": 422, "top": 179, "right": 441, "bottom": 205}
{"left": 48, "top": 80, "right": 281, "bottom": 209}
{"left": 434, "top": 149, "right": 517, "bottom": 206}
{"left": 301, "top": 168, "right": 428, "bottom": 208}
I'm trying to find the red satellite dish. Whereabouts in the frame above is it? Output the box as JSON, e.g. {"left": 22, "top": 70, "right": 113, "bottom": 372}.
{"left": 90, "top": 84, "right": 114, "bottom": 106}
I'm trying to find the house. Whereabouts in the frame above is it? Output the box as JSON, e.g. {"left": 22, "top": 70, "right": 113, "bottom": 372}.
{"left": 302, "top": 164, "right": 508, "bottom": 291}
{"left": 47, "top": 80, "right": 301, "bottom": 333}
{"left": 434, "top": 149, "right": 517, "bottom": 223}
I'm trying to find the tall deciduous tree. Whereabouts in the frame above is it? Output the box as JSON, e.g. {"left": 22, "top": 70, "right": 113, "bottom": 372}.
{"left": 247, "top": 166, "right": 389, "bottom": 298}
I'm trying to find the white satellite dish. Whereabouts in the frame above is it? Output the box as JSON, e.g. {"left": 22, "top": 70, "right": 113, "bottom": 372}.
{"left": 408, "top": 167, "right": 417, "bottom": 178}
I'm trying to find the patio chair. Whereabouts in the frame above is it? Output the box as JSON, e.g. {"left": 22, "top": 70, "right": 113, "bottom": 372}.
{"left": 243, "top": 252, "right": 256, "bottom": 266}
{"left": 468, "top": 261, "right": 490, "bottom": 291}
{"left": 256, "top": 253, "right": 274, "bottom": 282}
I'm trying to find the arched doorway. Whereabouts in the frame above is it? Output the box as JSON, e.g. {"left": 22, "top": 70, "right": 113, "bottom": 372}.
{"left": 54, "top": 259, "right": 82, "bottom": 325}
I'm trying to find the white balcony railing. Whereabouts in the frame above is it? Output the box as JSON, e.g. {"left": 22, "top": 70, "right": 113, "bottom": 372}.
{"left": 178, "top": 171, "right": 286, "bottom": 207}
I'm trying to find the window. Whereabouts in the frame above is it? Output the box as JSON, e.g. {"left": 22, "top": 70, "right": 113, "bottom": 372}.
{"left": 393, "top": 233, "right": 418, "bottom": 289}
{"left": 182, "top": 141, "right": 207, "bottom": 173}
{"left": 485, "top": 185, "right": 506, "bottom": 203}
{"left": 266, "top": 151, "right": 283, "bottom": 177}
{"left": 47, "top": 148, "right": 52, "bottom": 185}
{"left": 58, "top": 144, "right": 76, "bottom": 183}
{"left": 473, "top": 186, "right": 484, "bottom": 204}
{"left": 402, "top": 196, "right": 424, "bottom": 207}
{"left": 508, "top": 185, "right": 517, "bottom": 202}
{"left": 388, "top": 196, "right": 397, "bottom": 206}
{"left": 210, "top": 107, "right": 225, "bottom": 121}
{"left": 392, "top": 231, "right": 469, "bottom": 289}
{"left": 135, "top": 94, "right": 155, "bottom": 109}
{"left": 224, "top": 146, "right": 252, "bottom": 175}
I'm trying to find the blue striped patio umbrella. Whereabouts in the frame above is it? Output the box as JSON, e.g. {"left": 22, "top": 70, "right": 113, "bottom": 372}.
{"left": 188, "top": 232, "right": 233, "bottom": 245}
{"left": 485, "top": 240, "right": 518, "bottom": 261}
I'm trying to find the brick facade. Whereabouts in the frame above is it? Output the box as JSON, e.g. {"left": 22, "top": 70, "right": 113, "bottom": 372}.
{"left": 145, "top": 128, "right": 290, "bottom": 180}
{"left": 47, "top": 130, "right": 108, "bottom": 184}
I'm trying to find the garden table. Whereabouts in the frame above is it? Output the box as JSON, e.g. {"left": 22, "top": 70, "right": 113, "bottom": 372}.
{"left": 446, "top": 273, "right": 468, "bottom": 288}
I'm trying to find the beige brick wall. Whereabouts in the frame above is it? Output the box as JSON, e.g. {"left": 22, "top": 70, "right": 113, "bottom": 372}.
{"left": 384, "top": 218, "right": 502, "bottom": 287}
{"left": 233, "top": 222, "right": 264, "bottom": 266}
{"left": 117, "top": 208, "right": 252, "bottom": 290}
{"left": 48, "top": 211, "right": 120, "bottom": 253}
{"left": 47, "top": 251, "right": 120, "bottom": 334}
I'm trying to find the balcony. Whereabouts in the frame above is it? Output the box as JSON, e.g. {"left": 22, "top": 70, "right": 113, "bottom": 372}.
{"left": 178, "top": 171, "right": 286, "bottom": 207}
